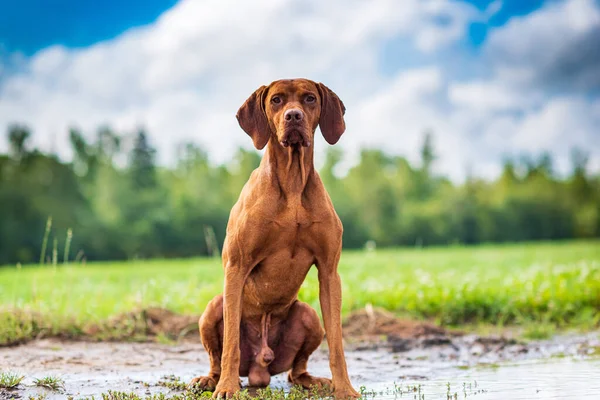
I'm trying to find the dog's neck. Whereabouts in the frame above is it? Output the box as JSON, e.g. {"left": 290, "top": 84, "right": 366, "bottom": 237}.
{"left": 262, "top": 136, "right": 314, "bottom": 198}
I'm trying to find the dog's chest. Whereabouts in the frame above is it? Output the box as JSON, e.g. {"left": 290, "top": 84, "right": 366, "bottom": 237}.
{"left": 265, "top": 208, "right": 317, "bottom": 251}
{"left": 274, "top": 198, "right": 315, "bottom": 227}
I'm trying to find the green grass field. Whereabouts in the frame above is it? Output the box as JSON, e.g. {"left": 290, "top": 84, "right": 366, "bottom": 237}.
{"left": 1, "top": 240, "right": 599, "bottom": 345}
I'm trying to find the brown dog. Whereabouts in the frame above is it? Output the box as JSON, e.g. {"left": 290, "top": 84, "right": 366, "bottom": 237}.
{"left": 189, "top": 79, "right": 360, "bottom": 399}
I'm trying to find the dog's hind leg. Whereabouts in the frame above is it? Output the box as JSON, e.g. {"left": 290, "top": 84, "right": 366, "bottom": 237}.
{"left": 286, "top": 302, "right": 332, "bottom": 390}
{"left": 268, "top": 301, "right": 332, "bottom": 390}
{"left": 189, "top": 295, "right": 224, "bottom": 390}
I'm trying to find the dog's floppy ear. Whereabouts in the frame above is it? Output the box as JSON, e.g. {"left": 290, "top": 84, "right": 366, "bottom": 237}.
{"left": 317, "top": 83, "right": 346, "bottom": 145}
{"left": 236, "top": 85, "right": 271, "bottom": 150}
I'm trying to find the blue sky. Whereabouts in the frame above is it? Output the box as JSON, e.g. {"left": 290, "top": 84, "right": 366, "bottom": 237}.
{"left": 466, "top": 0, "right": 545, "bottom": 40}
{"left": 1, "top": 0, "right": 545, "bottom": 55}
{"left": 0, "top": 0, "right": 598, "bottom": 180}
{"left": 0, "top": 0, "right": 178, "bottom": 55}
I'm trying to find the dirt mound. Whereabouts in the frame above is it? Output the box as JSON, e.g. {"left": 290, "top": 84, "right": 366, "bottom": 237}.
{"left": 342, "top": 305, "right": 447, "bottom": 340}
{"left": 89, "top": 306, "right": 448, "bottom": 343}
{"left": 142, "top": 308, "right": 200, "bottom": 337}
{"left": 84, "top": 308, "right": 200, "bottom": 341}
{"left": 0, "top": 309, "right": 54, "bottom": 346}
{"left": 4, "top": 304, "right": 454, "bottom": 347}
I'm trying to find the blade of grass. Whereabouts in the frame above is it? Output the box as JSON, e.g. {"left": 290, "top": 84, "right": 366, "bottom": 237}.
{"left": 52, "top": 238, "right": 58, "bottom": 269}
{"left": 0, "top": 371, "right": 25, "bottom": 389}
{"left": 63, "top": 228, "right": 73, "bottom": 265}
{"left": 39, "top": 216, "right": 52, "bottom": 265}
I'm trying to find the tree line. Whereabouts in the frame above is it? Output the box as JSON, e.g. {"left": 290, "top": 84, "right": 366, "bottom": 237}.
{"left": 1, "top": 125, "right": 598, "bottom": 265}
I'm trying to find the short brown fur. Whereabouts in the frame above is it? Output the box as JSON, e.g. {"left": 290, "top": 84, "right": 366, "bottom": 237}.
{"left": 189, "top": 79, "right": 359, "bottom": 399}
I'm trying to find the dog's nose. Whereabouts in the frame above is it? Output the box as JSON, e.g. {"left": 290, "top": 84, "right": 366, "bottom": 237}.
{"left": 284, "top": 108, "right": 304, "bottom": 122}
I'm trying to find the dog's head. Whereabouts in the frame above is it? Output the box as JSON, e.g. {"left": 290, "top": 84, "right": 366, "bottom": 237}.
{"left": 236, "top": 78, "right": 346, "bottom": 150}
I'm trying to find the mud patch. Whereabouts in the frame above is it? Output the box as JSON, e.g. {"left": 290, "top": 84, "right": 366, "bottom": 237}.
{"left": 95, "top": 305, "right": 450, "bottom": 344}
{"left": 342, "top": 305, "right": 470, "bottom": 355}
{"left": 4, "top": 305, "right": 457, "bottom": 347}
{"left": 0, "top": 305, "right": 585, "bottom": 369}
{"left": 342, "top": 305, "right": 447, "bottom": 340}
{"left": 84, "top": 308, "right": 200, "bottom": 341}
{"left": 1, "top": 332, "right": 599, "bottom": 399}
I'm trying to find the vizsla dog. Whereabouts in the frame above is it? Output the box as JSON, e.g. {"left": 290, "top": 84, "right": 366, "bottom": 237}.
{"left": 190, "top": 79, "right": 360, "bottom": 399}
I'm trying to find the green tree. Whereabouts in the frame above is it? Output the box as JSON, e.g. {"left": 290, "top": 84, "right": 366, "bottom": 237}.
{"left": 8, "top": 124, "right": 31, "bottom": 160}
{"left": 129, "top": 129, "right": 157, "bottom": 190}
{"left": 1, "top": 123, "right": 599, "bottom": 265}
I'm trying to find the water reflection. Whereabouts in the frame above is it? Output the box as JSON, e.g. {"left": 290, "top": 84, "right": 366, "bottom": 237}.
{"left": 366, "top": 358, "right": 600, "bottom": 399}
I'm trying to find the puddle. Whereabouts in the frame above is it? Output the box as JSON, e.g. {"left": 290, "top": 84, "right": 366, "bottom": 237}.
{"left": 1, "top": 332, "right": 599, "bottom": 399}
{"left": 365, "top": 358, "right": 600, "bottom": 399}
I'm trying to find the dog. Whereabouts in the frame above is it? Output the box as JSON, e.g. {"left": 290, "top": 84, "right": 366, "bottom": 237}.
{"left": 189, "top": 79, "right": 360, "bottom": 399}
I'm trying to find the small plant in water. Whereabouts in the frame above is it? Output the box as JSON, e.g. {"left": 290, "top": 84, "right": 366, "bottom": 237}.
{"left": 33, "top": 375, "right": 65, "bottom": 391}
{"left": 157, "top": 374, "right": 187, "bottom": 391}
{"left": 0, "top": 370, "right": 25, "bottom": 389}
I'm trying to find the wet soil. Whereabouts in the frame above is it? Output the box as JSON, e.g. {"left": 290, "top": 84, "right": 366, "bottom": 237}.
{"left": 1, "top": 308, "right": 599, "bottom": 399}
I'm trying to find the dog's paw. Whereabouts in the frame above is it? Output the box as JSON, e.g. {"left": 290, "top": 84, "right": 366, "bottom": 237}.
{"left": 212, "top": 379, "right": 241, "bottom": 399}
{"left": 332, "top": 385, "right": 361, "bottom": 399}
{"left": 288, "top": 372, "right": 332, "bottom": 389}
{"left": 188, "top": 375, "right": 218, "bottom": 391}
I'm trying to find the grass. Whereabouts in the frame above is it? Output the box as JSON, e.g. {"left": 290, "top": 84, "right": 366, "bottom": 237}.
{"left": 0, "top": 370, "right": 492, "bottom": 400}
{"left": 33, "top": 375, "right": 65, "bottom": 391}
{"left": 0, "top": 240, "right": 599, "bottom": 345}
{"left": 100, "top": 386, "right": 334, "bottom": 400}
{"left": 157, "top": 375, "right": 188, "bottom": 391}
{"left": 0, "top": 370, "right": 25, "bottom": 389}
{"left": 94, "top": 381, "right": 466, "bottom": 400}
{"left": 522, "top": 323, "right": 556, "bottom": 340}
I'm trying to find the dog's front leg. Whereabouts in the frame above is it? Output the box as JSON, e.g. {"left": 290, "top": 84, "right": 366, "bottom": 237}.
{"left": 317, "top": 251, "right": 360, "bottom": 399}
{"left": 213, "top": 264, "right": 246, "bottom": 398}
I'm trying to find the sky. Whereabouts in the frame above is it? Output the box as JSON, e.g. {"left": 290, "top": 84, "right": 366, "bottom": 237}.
{"left": 0, "top": 0, "right": 599, "bottom": 181}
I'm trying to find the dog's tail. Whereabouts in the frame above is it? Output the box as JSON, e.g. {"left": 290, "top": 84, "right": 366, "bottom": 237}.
{"left": 257, "top": 313, "right": 275, "bottom": 367}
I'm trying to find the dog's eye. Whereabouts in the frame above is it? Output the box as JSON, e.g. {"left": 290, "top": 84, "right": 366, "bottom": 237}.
{"left": 305, "top": 95, "right": 316, "bottom": 103}
{"left": 271, "top": 96, "right": 281, "bottom": 104}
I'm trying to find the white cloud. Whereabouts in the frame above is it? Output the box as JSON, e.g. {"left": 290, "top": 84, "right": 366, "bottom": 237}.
{"left": 485, "top": 0, "right": 600, "bottom": 91}
{"left": 483, "top": 1, "right": 503, "bottom": 20}
{"left": 448, "top": 80, "right": 536, "bottom": 112}
{"left": 0, "top": 0, "right": 598, "bottom": 182}
{"left": 414, "top": 0, "right": 477, "bottom": 53}
{"left": 352, "top": 66, "right": 600, "bottom": 180}
{"left": 348, "top": 67, "right": 473, "bottom": 179}
{"left": 487, "top": 0, "right": 600, "bottom": 62}
{"left": 511, "top": 97, "right": 600, "bottom": 172}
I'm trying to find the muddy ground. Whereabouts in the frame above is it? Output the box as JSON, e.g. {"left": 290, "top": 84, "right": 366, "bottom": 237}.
{"left": 1, "top": 308, "right": 599, "bottom": 399}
